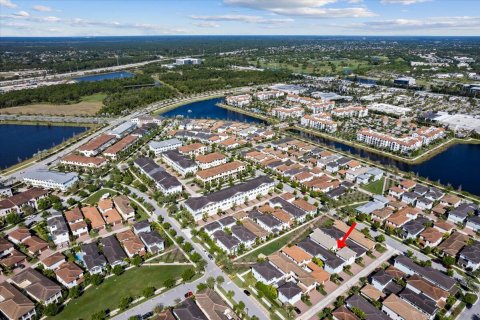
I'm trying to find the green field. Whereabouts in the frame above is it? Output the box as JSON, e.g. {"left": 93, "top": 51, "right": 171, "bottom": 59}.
{"left": 237, "top": 231, "right": 298, "bottom": 263}
{"left": 53, "top": 265, "right": 190, "bottom": 320}
{"left": 81, "top": 93, "right": 107, "bottom": 103}
{"left": 361, "top": 178, "right": 385, "bottom": 195}
{"left": 83, "top": 189, "right": 118, "bottom": 205}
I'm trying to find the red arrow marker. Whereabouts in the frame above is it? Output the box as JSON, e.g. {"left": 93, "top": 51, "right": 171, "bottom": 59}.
{"left": 337, "top": 222, "right": 357, "bottom": 249}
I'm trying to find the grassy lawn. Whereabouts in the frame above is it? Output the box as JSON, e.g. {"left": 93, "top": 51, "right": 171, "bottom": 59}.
{"left": 83, "top": 189, "right": 118, "bottom": 205}
{"left": 361, "top": 178, "right": 385, "bottom": 195}
{"left": 81, "top": 93, "right": 107, "bottom": 103}
{"left": 53, "top": 265, "right": 190, "bottom": 320}
{"left": 237, "top": 231, "right": 298, "bottom": 263}
{"left": 148, "top": 248, "right": 189, "bottom": 263}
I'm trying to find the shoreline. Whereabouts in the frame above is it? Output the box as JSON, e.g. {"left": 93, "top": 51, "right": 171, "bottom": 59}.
{"left": 0, "top": 119, "right": 97, "bottom": 127}
{"left": 216, "top": 103, "right": 276, "bottom": 123}
{"left": 0, "top": 122, "right": 102, "bottom": 175}
{"left": 153, "top": 94, "right": 226, "bottom": 115}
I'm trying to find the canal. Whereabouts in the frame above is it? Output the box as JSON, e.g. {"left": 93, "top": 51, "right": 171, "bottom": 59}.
{"left": 163, "top": 97, "right": 480, "bottom": 196}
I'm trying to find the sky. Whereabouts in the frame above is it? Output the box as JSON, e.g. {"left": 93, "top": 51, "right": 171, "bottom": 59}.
{"left": 1, "top": 0, "right": 479, "bottom": 37}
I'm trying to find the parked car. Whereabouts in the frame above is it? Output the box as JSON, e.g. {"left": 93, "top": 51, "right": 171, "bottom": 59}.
{"left": 243, "top": 289, "right": 251, "bottom": 296}
{"left": 184, "top": 291, "right": 193, "bottom": 298}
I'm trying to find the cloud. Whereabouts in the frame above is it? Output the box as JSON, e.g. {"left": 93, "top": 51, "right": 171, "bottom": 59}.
{"left": 380, "top": 0, "right": 432, "bottom": 4}
{"left": 193, "top": 22, "right": 220, "bottom": 28}
{"left": 340, "top": 16, "right": 480, "bottom": 31}
{"left": 12, "top": 11, "right": 29, "bottom": 17}
{"left": 190, "top": 14, "right": 293, "bottom": 25}
{"left": 33, "top": 5, "right": 52, "bottom": 12}
{"left": 223, "top": 0, "right": 376, "bottom": 18}
{"left": 0, "top": 0, "right": 17, "bottom": 8}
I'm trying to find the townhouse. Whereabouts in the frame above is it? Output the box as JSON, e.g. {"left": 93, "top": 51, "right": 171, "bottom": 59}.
{"left": 22, "top": 170, "right": 78, "bottom": 192}
{"left": 382, "top": 294, "right": 429, "bottom": 320}
{"left": 231, "top": 224, "right": 256, "bottom": 249}
{"left": 196, "top": 161, "right": 246, "bottom": 185}
{"left": 251, "top": 261, "right": 285, "bottom": 286}
{"left": 178, "top": 143, "right": 208, "bottom": 157}
{"left": 60, "top": 154, "right": 107, "bottom": 169}
{"left": 212, "top": 230, "right": 240, "bottom": 255}
{"left": 134, "top": 157, "right": 182, "bottom": 195}
{"left": 103, "top": 135, "right": 138, "bottom": 160}
{"left": 184, "top": 176, "right": 274, "bottom": 220}
{"left": 148, "top": 138, "right": 182, "bottom": 155}
{"left": 458, "top": 242, "right": 480, "bottom": 271}
{"left": 162, "top": 150, "right": 198, "bottom": 176}
{"left": 78, "top": 134, "right": 117, "bottom": 157}
{"left": 195, "top": 152, "right": 227, "bottom": 170}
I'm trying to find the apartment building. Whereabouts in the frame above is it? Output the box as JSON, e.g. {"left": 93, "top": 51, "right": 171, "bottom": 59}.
{"left": 162, "top": 150, "right": 198, "bottom": 176}
{"left": 178, "top": 143, "right": 208, "bottom": 157}
{"left": 357, "top": 129, "right": 423, "bottom": 154}
{"left": 272, "top": 107, "right": 304, "bottom": 120}
{"left": 225, "top": 94, "right": 251, "bottom": 107}
{"left": 60, "top": 154, "right": 107, "bottom": 169}
{"left": 331, "top": 105, "right": 368, "bottom": 118}
{"left": 103, "top": 135, "right": 138, "bottom": 160}
{"left": 254, "top": 90, "right": 284, "bottom": 100}
{"left": 300, "top": 114, "right": 338, "bottom": 133}
{"left": 148, "top": 138, "right": 182, "bottom": 155}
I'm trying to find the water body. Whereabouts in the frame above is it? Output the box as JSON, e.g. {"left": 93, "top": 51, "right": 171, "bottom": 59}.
{"left": 161, "top": 97, "right": 266, "bottom": 124}
{"left": 74, "top": 71, "right": 134, "bottom": 83}
{"left": 162, "top": 97, "right": 480, "bottom": 195}
{"left": 292, "top": 130, "right": 480, "bottom": 196}
{"left": 0, "top": 124, "right": 88, "bottom": 169}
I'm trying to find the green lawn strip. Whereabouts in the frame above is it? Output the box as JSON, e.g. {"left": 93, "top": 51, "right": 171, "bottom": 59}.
{"left": 83, "top": 189, "right": 118, "bottom": 205}
{"left": 81, "top": 93, "right": 107, "bottom": 103}
{"left": 237, "top": 231, "right": 298, "bottom": 263}
{"left": 361, "top": 178, "right": 385, "bottom": 195}
{"left": 52, "top": 265, "right": 190, "bottom": 319}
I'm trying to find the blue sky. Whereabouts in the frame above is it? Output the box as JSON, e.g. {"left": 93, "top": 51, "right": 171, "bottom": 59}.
{"left": 1, "top": 0, "right": 479, "bottom": 37}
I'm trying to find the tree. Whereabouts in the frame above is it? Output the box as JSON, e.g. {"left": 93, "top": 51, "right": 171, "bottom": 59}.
{"left": 181, "top": 268, "right": 195, "bottom": 282}
{"left": 68, "top": 286, "right": 81, "bottom": 299}
{"left": 206, "top": 276, "right": 216, "bottom": 288}
{"left": 90, "top": 274, "right": 103, "bottom": 286}
{"left": 131, "top": 255, "right": 143, "bottom": 267}
{"left": 216, "top": 275, "right": 225, "bottom": 286}
{"left": 112, "top": 265, "right": 124, "bottom": 276}
{"left": 442, "top": 255, "right": 456, "bottom": 267}
{"left": 163, "top": 278, "right": 176, "bottom": 288}
{"left": 463, "top": 293, "right": 478, "bottom": 306}
{"left": 143, "top": 286, "right": 155, "bottom": 298}
{"left": 6, "top": 212, "right": 21, "bottom": 225}
{"left": 375, "top": 234, "right": 385, "bottom": 243}
{"left": 43, "top": 303, "right": 59, "bottom": 316}
{"left": 91, "top": 310, "right": 107, "bottom": 320}
{"left": 197, "top": 282, "right": 208, "bottom": 291}
{"left": 119, "top": 296, "right": 133, "bottom": 310}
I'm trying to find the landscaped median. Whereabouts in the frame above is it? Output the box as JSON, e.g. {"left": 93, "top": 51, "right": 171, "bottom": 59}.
{"left": 51, "top": 265, "right": 193, "bottom": 320}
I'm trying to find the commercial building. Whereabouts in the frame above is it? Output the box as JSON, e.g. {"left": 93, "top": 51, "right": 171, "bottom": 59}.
{"left": 368, "top": 103, "right": 412, "bottom": 116}
{"left": 175, "top": 57, "right": 202, "bottom": 65}
{"left": 357, "top": 129, "right": 423, "bottom": 154}
{"left": 394, "top": 76, "right": 416, "bottom": 86}
{"left": 331, "top": 105, "right": 368, "bottom": 118}
{"left": 108, "top": 122, "right": 136, "bottom": 138}
{"left": 22, "top": 170, "right": 78, "bottom": 192}
{"left": 184, "top": 176, "right": 274, "bottom": 220}
{"left": 272, "top": 107, "right": 304, "bottom": 120}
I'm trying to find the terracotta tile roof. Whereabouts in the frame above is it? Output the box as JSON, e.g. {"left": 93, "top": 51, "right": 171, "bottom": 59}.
{"left": 98, "top": 198, "right": 114, "bottom": 212}
{"left": 332, "top": 306, "right": 358, "bottom": 320}
{"left": 195, "top": 152, "right": 226, "bottom": 164}
{"left": 361, "top": 284, "right": 385, "bottom": 300}
{"left": 293, "top": 199, "right": 316, "bottom": 212}
{"left": 407, "top": 274, "right": 449, "bottom": 302}
{"left": 101, "top": 208, "right": 122, "bottom": 225}
{"left": 79, "top": 134, "right": 116, "bottom": 151}
{"left": 64, "top": 207, "right": 83, "bottom": 223}
{"left": 178, "top": 142, "right": 205, "bottom": 153}
{"left": 401, "top": 179, "right": 417, "bottom": 190}
{"left": 282, "top": 245, "right": 313, "bottom": 264}
{"left": 441, "top": 194, "right": 461, "bottom": 206}
{"left": 0, "top": 282, "right": 35, "bottom": 320}
{"left": 0, "top": 249, "right": 26, "bottom": 267}
{"left": 23, "top": 235, "right": 48, "bottom": 254}
{"left": 438, "top": 232, "right": 469, "bottom": 257}
{"left": 8, "top": 227, "right": 31, "bottom": 243}
{"left": 104, "top": 135, "right": 137, "bottom": 155}
{"left": 81, "top": 206, "right": 105, "bottom": 229}
{"left": 419, "top": 227, "right": 443, "bottom": 245}
{"left": 334, "top": 220, "right": 375, "bottom": 250}
{"left": 41, "top": 252, "right": 65, "bottom": 268}
{"left": 307, "top": 262, "right": 330, "bottom": 284}
{"left": 196, "top": 161, "right": 244, "bottom": 180}
{"left": 55, "top": 261, "right": 83, "bottom": 284}
{"left": 61, "top": 154, "right": 106, "bottom": 166}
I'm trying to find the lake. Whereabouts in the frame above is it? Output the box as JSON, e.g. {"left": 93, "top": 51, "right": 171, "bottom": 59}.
{"left": 161, "top": 97, "right": 266, "bottom": 124}
{"left": 0, "top": 124, "right": 89, "bottom": 169}
{"left": 162, "top": 97, "right": 480, "bottom": 196}
{"left": 74, "top": 71, "right": 134, "bottom": 83}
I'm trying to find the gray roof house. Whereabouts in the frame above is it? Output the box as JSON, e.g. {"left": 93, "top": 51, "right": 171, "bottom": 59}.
{"left": 100, "top": 235, "right": 127, "bottom": 266}
{"left": 80, "top": 243, "right": 107, "bottom": 274}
